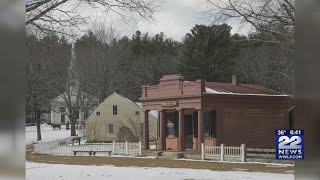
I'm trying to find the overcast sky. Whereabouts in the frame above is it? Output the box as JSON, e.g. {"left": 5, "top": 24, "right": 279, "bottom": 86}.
{"left": 76, "top": 0, "right": 252, "bottom": 42}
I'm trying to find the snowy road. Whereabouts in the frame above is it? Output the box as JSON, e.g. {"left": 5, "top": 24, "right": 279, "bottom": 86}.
{"left": 26, "top": 162, "right": 293, "bottom": 180}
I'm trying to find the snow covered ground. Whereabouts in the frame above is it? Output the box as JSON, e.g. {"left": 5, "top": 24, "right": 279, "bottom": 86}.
{"left": 26, "top": 124, "right": 293, "bottom": 180}
{"left": 26, "top": 124, "right": 78, "bottom": 145}
{"left": 26, "top": 162, "right": 293, "bottom": 180}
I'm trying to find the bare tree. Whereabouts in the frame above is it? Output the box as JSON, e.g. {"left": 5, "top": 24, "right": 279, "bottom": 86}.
{"left": 51, "top": 25, "right": 129, "bottom": 136}
{"left": 26, "top": 33, "right": 70, "bottom": 140}
{"left": 117, "top": 110, "right": 156, "bottom": 142}
{"left": 234, "top": 42, "right": 294, "bottom": 95}
{"left": 50, "top": 43, "right": 99, "bottom": 136}
{"left": 202, "top": 0, "right": 295, "bottom": 97}
{"left": 25, "top": 0, "right": 163, "bottom": 36}
{"left": 76, "top": 24, "right": 132, "bottom": 102}
{"left": 84, "top": 117, "right": 103, "bottom": 142}
{"left": 202, "top": 0, "right": 294, "bottom": 44}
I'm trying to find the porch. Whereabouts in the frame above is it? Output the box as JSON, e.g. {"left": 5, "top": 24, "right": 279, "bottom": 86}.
{"left": 143, "top": 109, "right": 220, "bottom": 152}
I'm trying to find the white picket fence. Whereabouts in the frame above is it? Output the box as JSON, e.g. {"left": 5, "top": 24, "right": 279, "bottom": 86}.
{"left": 113, "top": 142, "right": 141, "bottom": 156}
{"left": 201, "top": 143, "right": 246, "bottom": 162}
{"left": 34, "top": 140, "right": 60, "bottom": 154}
{"left": 34, "top": 140, "right": 142, "bottom": 157}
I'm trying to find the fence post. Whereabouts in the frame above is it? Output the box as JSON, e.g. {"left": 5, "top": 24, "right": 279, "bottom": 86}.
{"left": 220, "top": 144, "right": 225, "bottom": 162}
{"left": 139, "top": 141, "right": 142, "bottom": 156}
{"left": 125, "top": 141, "right": 129, "bottom": 156}
{"left": 241, "top": 144, "right": 246, "bottom": 162}
{"left": 201, "top": 143, "right": 205, "bottom": 160}
{"left": 112, "top": 140, "right": 116, "bottom": 155}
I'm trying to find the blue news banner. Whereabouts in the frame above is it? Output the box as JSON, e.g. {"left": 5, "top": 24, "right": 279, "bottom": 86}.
{"left": 276, "top": 130, "right": 304, "bottom": 160}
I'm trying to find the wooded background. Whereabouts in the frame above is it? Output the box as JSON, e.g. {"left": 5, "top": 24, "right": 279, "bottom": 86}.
{"left": 25, "top": 0, "right": 294, "bottom": 139}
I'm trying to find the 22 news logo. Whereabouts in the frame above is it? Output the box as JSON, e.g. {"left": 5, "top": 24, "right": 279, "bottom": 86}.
{"left": 276, "top": 130, "right": 304, "bottom": 160}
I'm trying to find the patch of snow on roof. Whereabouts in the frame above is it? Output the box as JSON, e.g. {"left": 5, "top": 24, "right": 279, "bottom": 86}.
{"left": 205, "top": 87, "right": 229, "bottom": 94}
{"left": 205, "top": 87, "right": 288, "bottom": 97}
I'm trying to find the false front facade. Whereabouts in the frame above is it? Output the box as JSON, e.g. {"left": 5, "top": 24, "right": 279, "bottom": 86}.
{"left": 140, "top": 74, "right": 291, "bottom": 151}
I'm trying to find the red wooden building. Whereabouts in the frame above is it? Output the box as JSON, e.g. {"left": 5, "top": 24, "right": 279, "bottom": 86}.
{"left": 140, "top": 74, "right": 291, "bottom": 151}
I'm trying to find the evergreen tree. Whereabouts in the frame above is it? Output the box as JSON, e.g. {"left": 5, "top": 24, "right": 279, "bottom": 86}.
{"left": 127, "top": 31, "right": 181, "bottom": 100}
{"left": 178, "top": 24, "right": 239, "bottom": 82}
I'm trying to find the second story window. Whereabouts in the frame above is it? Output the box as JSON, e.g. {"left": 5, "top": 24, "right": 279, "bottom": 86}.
{"left": 96, "top": 111, "right": 100, "bottom": 115}
{"left": 59, "top": 107, "right": 66, "bottom": 113}
{"left": 113, "top": 105, "right": 117, "bottom": 115}
{"left": 135, "top": 111, "right": 139, "bottom": 115}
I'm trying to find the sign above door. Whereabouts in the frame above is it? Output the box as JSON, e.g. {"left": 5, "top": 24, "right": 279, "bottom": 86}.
{"left": 161, "top": 101, "right": 178, "bottom": 107}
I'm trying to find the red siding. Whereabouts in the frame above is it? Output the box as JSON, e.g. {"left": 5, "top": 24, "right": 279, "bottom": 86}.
{"left": 166, "top": 138, "right": 178, "bottom": 150}
{"left": 223, "top": 108, "right": 288, "bottom": 148}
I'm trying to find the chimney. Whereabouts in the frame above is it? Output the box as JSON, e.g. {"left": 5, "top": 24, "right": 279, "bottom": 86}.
{"left": 232, "top": 74, "right": 239, "bottom": 85}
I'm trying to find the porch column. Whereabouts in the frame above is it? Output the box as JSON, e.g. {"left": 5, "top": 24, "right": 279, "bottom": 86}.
{"left": 143, "top": 110, "right": 149, "bottom": 150}
{"left": 159, "top": 110, "right": 166, "bottom": 150}
{"left": 178, "top": 109, "right": 185, "bottom": 151}
{"left": 198, "top": 109, "right": 204, "bottom": 152}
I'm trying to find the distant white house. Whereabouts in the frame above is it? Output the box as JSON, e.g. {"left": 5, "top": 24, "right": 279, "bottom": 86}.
{"left": 51, "top": 95, "right": 79, "bottom": 124}
{"left": 50, "top": 90, "right": 97, "bottom": 124}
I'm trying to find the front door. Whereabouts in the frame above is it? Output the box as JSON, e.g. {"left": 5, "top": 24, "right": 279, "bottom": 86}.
{"left": 61, "top": 114, "right": 65, "bottom": 123}
{"left": 184, "top": 115, "right": 193, "bottom": 149}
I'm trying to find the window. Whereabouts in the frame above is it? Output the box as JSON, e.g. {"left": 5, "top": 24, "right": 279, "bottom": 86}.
{"left": 108, "top": 124, "right": 114, "bottom": 133}
{"left": 193, "top": 111, "right": 198, "bottom": 138}
{"left": 192, "top": 111, "right": 217, "bottom": 138}
{"left": 135, "top": 111, "right": 139, "bottom": 115}
{"left": 204, "top": 111, "right": 217, "bottom": 137}
{"left": 204, "top": 112, "right": 211, "bottom": 137}
{"left": 96, "top": 111, "right": 100, "bottom": 115}
{"left": 59, "top": 107, "right": 66, "bottom": 113}
{"left": 166, "top": 112, "right": 179, "bottom": 137}
{"left": 113, "top": 105, "right": 117, "bottom": 115}
{"left": 167, "top": 120, "right": 174, "bottom": 137}
{"left": 211, "top": 111, "right": 217, "bottom": 137}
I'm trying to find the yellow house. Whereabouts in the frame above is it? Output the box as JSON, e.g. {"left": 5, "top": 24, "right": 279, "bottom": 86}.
{"left": 85, "top": 92, "right": 158, "bottom": 142}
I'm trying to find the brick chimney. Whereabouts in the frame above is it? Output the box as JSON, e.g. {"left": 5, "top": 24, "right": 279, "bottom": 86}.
{"left": 232, "top": 74, "right": 239, "bottom": 85}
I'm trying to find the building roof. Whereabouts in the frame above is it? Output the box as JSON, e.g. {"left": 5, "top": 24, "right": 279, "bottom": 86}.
{"left": 204, "top": 82, "right": 287, "bottom": 96}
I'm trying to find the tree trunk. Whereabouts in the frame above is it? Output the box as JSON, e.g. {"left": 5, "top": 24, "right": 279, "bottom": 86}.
{"left": 36, "top": 108, "right": 42, "bottom": 141}
{"left": 70, "top": 116, "right": 76, "bottom": 136}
